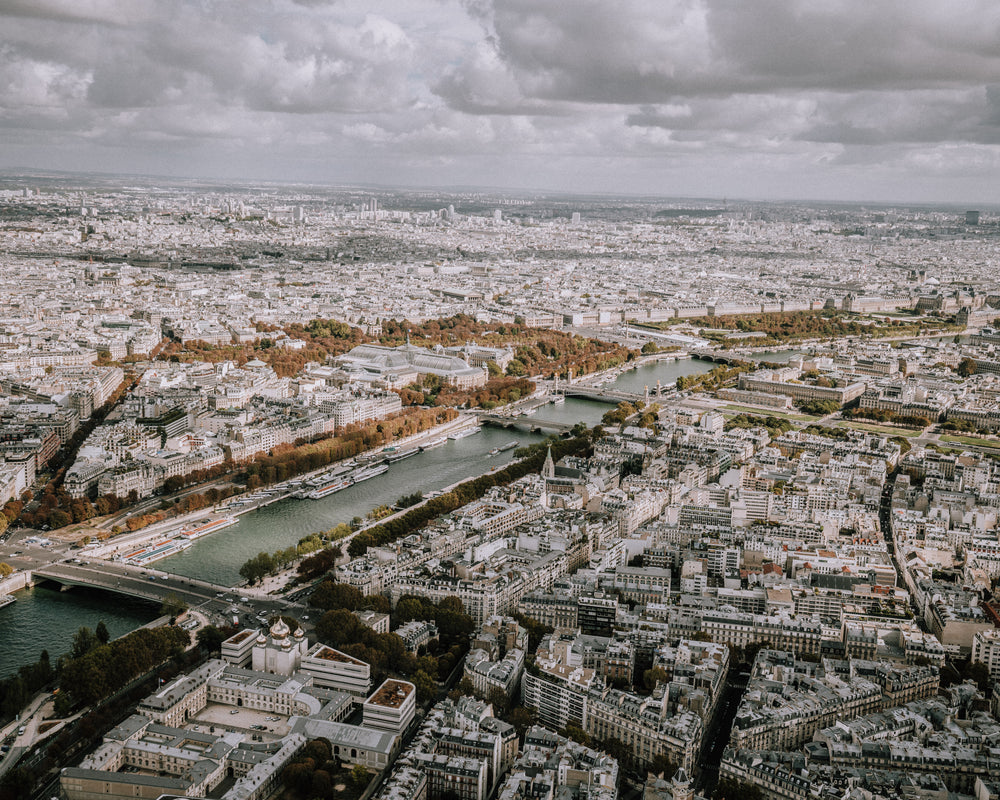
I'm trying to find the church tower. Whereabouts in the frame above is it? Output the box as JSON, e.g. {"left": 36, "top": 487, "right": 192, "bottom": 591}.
{"left": 671, "top": 768, "right": 693, "bottom": 800}
{"left": 542, "top": 445, "right": 555, "bottom": 479}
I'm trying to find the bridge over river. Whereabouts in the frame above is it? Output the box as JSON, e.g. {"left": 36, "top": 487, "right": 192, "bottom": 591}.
{"left": 479, "top": 413, "right": 577, "bottom": 434}
{"left": 30, "top": 561, "right": 302, "bottom": 622}
{"left": 561, "top": 386, "right": 649, "bottom": 404}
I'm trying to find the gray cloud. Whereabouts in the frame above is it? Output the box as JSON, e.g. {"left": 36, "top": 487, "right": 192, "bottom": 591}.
{"left": 2, "top": 0, "right": 1000, "bottom": 201}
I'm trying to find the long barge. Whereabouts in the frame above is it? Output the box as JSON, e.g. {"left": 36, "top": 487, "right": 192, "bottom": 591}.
{"left": 307, "top": 463, "right": 389, "bottom": 500}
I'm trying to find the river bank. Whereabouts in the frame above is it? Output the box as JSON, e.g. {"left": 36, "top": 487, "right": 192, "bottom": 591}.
{"left": 74, "top": 413, "right": 480, "bottom": 564}
{"left": 0, "top": 355, "right": 718, "bottom": 678}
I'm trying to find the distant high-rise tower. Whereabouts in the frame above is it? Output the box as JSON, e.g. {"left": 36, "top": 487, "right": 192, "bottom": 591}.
{"left": 571, "top": 212, "right": 581, "bottom": 224}
{"left": 493, "top": 209, "right": 502, "bottom": 224}
{"left": 966, "top": 210, "right": 980, "bottom": 225}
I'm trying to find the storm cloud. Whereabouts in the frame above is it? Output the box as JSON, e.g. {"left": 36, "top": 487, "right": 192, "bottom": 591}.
{"left": 3, "top": 0, "right": 1000, "bottom": 201}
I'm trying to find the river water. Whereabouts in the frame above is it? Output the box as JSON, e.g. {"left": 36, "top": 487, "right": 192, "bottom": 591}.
{"left": 0, "top": 357, "right": 714, "bottom": 677}
{"left": 0, "top": 586, "right": 160, "bottom": 677}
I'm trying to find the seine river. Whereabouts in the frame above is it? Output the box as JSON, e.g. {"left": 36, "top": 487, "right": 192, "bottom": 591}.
{"left": 0, "top": 357, "right": 714, "bottom": 677}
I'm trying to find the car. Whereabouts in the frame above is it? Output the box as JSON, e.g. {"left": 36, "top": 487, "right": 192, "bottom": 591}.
{"left": 301, "top": 615, "right": 309, "bottom": 620}
{"left": 216, "top": 592, "right": 224, "bottom": 598}
{"left": 229, "top": 710, "right": 238, "bottom": 715}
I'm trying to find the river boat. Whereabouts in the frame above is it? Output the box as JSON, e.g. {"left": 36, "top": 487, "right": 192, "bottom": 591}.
{"left": 307, "top": 478, "right": 354, "bottom": 500}
{"left": 176, "top": 516, "right": 237, "bottom": 541}
{"left": 352, "top": 463, "right": 389, "bottom": 482}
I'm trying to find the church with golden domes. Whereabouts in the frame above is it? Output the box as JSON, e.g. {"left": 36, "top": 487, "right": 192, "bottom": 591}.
{"left": 251, "top": 617, "right": 309, "bottom": 675}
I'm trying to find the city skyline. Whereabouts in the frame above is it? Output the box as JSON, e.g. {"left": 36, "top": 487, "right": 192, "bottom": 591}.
{"left": 4, "top": 0, "right": 1000, "bottom": 203}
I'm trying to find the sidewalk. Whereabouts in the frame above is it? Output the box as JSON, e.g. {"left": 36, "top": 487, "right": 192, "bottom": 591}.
{"left": 0, "top": 690, "right": 51, "bottom": 779}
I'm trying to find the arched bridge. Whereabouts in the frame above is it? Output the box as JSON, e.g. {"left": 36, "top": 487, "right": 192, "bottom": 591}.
{"left": 479, "top": 414, "right": 576, "bottom": 434}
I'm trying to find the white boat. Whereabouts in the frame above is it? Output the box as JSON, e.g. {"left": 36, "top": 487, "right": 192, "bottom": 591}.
{"left": 420, "top": 437, "right": 448, "bottom": 451}
{"left": 308, "top": 478, "right": 354, "bottom": 500}
{"left": 308, "top": 463, "right": 389, "bottom": 498}
{"left": 489, "top": 441, "right": 518, "bottom": 456}
{"left": 0, "top": 595, "right": 15, "bottom": 610}
{"left": 352, "top": 463, "right": 389, "bottom": 482}
{"left": 176, "top": 517, "right": 237, "bottom": 541}
{"left": 448, "top": 426, "right": 482, "bottom": 440}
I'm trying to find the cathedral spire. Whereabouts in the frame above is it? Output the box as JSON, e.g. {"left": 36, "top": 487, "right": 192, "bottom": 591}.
{"left": 542, "top": 445, "right": 555, "bottom": 479}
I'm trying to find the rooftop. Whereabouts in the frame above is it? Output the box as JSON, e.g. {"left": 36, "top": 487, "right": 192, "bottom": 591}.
{"left": 366, "top": 679, "right": 415, "bottom": 709}
{"left": 311, "top": 646, "right": 366, "bottom": 666}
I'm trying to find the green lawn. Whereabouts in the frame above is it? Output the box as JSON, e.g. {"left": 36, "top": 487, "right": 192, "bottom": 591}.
{"left": 937, "top": 441, "right": 1000, "bottom": 456}
{"left": 836, "top": 421, "right": 921, "bottom": 437}
{"left": 940, "top": 433, "right": 1000, "bottom": 447}
{"left": 720, "top": 405, "right": 816, "bottom": 422}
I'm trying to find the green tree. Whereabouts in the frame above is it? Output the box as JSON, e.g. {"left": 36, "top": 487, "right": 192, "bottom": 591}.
{"left": 562, "top": 723, "right": 590, "bottom": 746}
{"left": 197, "top": 625, "right": 226, "bottom": 654}
{"left": 964, "top": 660, "right": 991, "bottom": 692}
{"left": 302, "top": 737, "right": 332, "bottom": 764}
{"left": 71, "top": 627, "right": 99, "bottom": 659}
{"left": 956, "top": 357, "right": 977, "bottom": 377}
{"left": 351, "top": 764, "right": 369, "bottom": 789}
{"left": 507, "top": 705, "right": 535, "bottom": 737}
{"left": 160, "top": 593, "right": 188, "bottom": 620}
{"left": 505, "top": 359, "right": 527, "bottom": 377}
{"left": 643, "top": 667, "right": 670, "bottom": 692}
{"left": 239, "top": 551, "right": 276, "bottom": 585}
{"left": 394, "top": 597, "right": 429, "bottom": 625}
{"left": 311, "top": 769, "right": 333, "bottom": 797}
{"left": 487, "top": 686, "right": 511, "bottom": 715}
{"left": 95, "top": 621, "right": 110, "bottom": 645}
{"left": 49, "top": 509, "right": 72, "bottom": 529}
{"left": 450, "top": 676, "right": 476, "bottom": 700}
{"left": 411, "top": 669, "right": 437, "bottom": 703}
{"left": 361, "top": 594, "right": 391, "bottom": 614}
{"left": 310, "top": 580, "right": 363, "bottom": 611}
{"left": 314, "top": 609, "right": 361, "bottom": 647}
{"left": 53, "top": 689, "right": 74, "bottom": 717}
{"left": 796, "top": 398, "right": 840, "bottom": 415}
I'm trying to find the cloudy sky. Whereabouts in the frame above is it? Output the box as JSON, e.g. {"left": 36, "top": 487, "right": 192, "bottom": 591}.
{"left": 4, "top": 0, "right": 1000, "bottom": 202}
